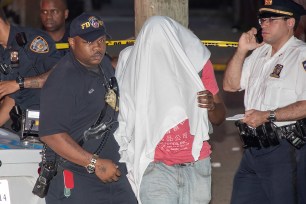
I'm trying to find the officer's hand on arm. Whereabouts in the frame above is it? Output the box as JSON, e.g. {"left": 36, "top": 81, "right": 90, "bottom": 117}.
{"left": 197, "top": 90, "right": 226, "bottom": 125}
{"left": 95, "top": 159, "right": 121, "bottom": 183}
{"left": 0, "top": 80, "right": 19, "bottom": 98}
{"left": 243, "top": 109, "right": 269, "bottom": 128}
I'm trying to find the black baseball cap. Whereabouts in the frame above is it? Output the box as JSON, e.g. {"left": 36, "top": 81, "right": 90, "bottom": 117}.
{"left": 258, "top": 0, "right": 306, "bottom": 18}
{"left": 69, "top": 12, "right": 111, "bottom": 42}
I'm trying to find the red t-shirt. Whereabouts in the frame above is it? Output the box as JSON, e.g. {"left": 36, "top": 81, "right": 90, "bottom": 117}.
{"left": 154, "top": 60, "right": 219, "bottom": 165}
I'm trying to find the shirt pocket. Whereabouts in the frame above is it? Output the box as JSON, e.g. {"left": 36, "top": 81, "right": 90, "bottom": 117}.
{"left": 263, "top": 79, "right": 297, "bottom": 109}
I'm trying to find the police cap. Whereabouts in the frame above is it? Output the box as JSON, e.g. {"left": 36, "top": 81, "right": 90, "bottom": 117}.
{"left": 258, "top": 0, "right": 306, "bottom": 18}
{"left": 70, "top": 12, "right": 111, "bottom": 42}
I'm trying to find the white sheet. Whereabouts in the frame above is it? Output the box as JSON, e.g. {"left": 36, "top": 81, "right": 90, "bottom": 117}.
{"left": 114, "top": 16, "right": 211, "bottom": 201}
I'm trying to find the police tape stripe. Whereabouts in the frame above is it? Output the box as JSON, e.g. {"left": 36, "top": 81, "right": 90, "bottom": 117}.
{"left": 55, "top": 40, "right": 238, "bottom": 50}
{"left": 213, "top": 64, "right": 226, "bottom": 71}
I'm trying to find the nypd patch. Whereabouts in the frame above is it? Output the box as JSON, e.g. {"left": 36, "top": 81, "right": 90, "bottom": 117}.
{"left": 303, "top": 60, "right": 306, "bottom": 71}
{"left": 30, "top": 36, "right": 49, "bottom": 53}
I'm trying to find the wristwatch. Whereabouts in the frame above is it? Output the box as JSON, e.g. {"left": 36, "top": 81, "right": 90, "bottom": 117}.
{"left": 85, "top": 154, "right": 99, "bottom": 174}
{"left": 16, "top": 74, "right": 24, "bottom": 90}
{"left": 268, "top": 110, "right": 276, "bottom": 122}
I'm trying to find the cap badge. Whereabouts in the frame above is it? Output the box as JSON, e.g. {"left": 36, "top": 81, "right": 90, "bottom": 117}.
{"left": 88, "top": 16, "right": 101, "bottom": 28}
{"left": 81, "top": 16, "right": 103, "bottom": 30}
{"left": 264, "top": 0, "right": 272, "bottom": 6}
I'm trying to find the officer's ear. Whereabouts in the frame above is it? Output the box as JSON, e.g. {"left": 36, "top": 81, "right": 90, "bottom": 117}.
{"left": 64, "top": 9, "right": 69, "bottom": 20}
{"left": 68, "top": 37, "right": 75, "bottom": 49}
{"left": 287, "top": 18, "right": 295, "bottom": 29}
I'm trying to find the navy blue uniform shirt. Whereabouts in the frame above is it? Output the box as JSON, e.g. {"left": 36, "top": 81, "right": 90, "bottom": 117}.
{"left": 54, "top": 24, "right": 70, "bottom": 57}
{"left": 39, "top": 53, "right": 122, "bottom": 176}
{"left": 0, "top": 25, "right": 61, "bottom": 110}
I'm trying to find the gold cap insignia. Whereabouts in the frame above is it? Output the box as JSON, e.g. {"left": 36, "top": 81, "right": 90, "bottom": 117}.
{"left": 265, "top": 0, "right": 272, "bottom": 6}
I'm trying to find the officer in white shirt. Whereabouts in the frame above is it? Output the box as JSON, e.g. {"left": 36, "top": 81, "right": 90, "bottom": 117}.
{"left": 223, "top": 0, "right": 306, "bottom": 203}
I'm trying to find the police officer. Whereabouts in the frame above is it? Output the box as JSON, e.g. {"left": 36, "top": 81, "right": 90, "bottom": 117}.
{"left": 223, "top": 0, "right": 306, "bottom": 204}
{"left": 0, "top": 0, "right": 115, "bottom": 99}
{"left": 39, "top": 13, "right": 137, "bottom": 204}
{"left": 40, "top": 0, "right": 70, "bottom": 56}
{"left": 0, "top": 8, "right": 61, "bottom": 130}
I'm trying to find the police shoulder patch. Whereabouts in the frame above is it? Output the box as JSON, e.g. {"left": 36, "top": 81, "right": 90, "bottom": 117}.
{"left": 30, "top": 36, "right": 49, "bottom": 53}
{"left": 302, "top": 60, "right": 306, "bottom": 71}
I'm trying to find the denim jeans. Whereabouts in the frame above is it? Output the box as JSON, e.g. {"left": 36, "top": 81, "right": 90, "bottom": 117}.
{"left": 140, "top": 157, "right": 211, "bottom": 204}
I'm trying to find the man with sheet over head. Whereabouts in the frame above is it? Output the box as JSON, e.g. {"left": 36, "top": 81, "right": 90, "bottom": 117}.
{"left": 115, "top": 16, "right": 226, "bottom": 204}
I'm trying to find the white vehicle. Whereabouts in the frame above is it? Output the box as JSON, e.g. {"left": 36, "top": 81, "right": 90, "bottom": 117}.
{"left": 0, "top": 128, "right": 45, "bottom": 204}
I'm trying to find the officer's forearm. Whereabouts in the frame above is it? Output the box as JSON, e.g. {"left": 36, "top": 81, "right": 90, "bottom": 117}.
{"left": 223, "top": 49, "right": 247, "bottom": 92}
{"left": 40, "top": 132, "right": 93, "bottom": 168}
{"left": 274, "top": 101, "right": 306, "bottom": 121}
{"left": 24, "top": 68, "right": 53, "bottom": 89}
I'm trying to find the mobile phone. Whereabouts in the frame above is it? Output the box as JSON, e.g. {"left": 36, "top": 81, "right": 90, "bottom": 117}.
{"left": 255, "top": 28, "right": 263, "bottom": 43}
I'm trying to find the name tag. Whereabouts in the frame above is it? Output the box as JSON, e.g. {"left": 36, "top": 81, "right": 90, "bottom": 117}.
{"left": 0, "top": 180, "right": 11, "bottom": 204}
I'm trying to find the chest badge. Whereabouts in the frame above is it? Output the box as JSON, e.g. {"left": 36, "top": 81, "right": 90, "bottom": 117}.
{"left": 105, "top": 89, "right": 119, "bottom": 111}
{"left": 270, "top": 64, "right": 283, "bottom": 78}
{"left": 10, "top": 50, "right": 19, "bottom": 67}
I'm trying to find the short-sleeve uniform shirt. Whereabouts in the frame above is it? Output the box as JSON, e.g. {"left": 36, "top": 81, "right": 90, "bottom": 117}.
{"left": 0, "top": 25, "right": 61, "bottom": 110}
{"left": 39, "top": 53, "right": 122, "bottom": 175}
{"left": 241, "top": 36, "right": 306, "bottom": 126}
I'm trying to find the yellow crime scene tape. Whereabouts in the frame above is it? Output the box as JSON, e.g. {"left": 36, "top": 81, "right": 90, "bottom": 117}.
{"left": 56, "top": 40, "right": 238, "bottom": 70}
{"left": 55, "top": 40, "right": 238, "bottom": 49}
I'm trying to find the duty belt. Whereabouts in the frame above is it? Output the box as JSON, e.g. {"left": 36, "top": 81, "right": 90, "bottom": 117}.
{"left": 235, "top": 119, "right": 306, "bottom": 149}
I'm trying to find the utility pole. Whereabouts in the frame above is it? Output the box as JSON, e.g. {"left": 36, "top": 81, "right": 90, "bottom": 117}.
{"left": 134, "top": 0, "right": 188, "bottom": 36}
{"left": 16, "top": 0, "right": 40, "bottom": 27}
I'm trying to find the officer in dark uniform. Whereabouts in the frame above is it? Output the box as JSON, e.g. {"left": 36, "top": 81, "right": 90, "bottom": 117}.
{"left": 0, "top": 8, "right": 61, "bottom": 131}
{"left": 40, "top": 0, "right": 70, "bottom": 57}
{"left": 38, "top": 13, "right": 137, "bottom": 204}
